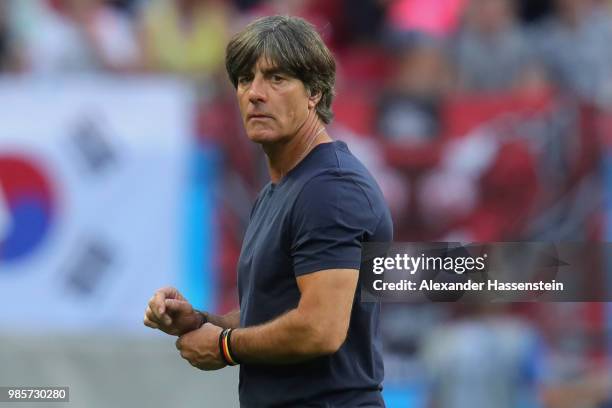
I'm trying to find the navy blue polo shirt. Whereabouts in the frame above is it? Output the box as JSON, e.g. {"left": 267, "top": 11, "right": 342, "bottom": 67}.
{"left": 237, "top": 140, "right": 392, "bottom": 407}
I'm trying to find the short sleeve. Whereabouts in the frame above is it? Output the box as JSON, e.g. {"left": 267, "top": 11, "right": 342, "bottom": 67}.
{"left": 290, "top": 172, "right": 378, "bottom": 276}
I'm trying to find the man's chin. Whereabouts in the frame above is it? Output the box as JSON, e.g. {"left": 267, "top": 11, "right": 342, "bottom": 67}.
{"left": 247, "top": 130, "right": 281, "bottom": 144}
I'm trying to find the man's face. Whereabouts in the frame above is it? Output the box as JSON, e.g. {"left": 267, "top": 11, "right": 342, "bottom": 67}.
{"left": 236, "top": 56, "right": 315, "bottom": 144}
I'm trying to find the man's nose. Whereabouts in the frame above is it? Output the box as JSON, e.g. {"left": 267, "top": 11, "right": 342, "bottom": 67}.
{"left": 247, "top": 76, "right": 267, "bottom": 104}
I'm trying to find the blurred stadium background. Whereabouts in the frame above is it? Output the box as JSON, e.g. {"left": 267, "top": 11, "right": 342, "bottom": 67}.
{"left": 0, "top": 0, "right": 611, "bottom": 406}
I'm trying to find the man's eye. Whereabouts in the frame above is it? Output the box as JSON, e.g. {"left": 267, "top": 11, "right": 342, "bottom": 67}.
{"left": 238, "top": 76, "right": 252, "bottom": 85}
{"left": 271, "top": 75, "right": 284, "bottom": 83}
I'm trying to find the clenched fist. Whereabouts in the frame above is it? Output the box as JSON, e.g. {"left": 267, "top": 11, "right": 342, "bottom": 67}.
{"left": 144, "top": 286, "right": 205, "bottom": 336}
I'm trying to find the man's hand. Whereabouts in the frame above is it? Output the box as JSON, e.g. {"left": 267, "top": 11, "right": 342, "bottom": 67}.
{"left": 143, "top": 286, "right": 204, "bottom": 336}
{"left": 176, "top": 323, "right": 226, "bottom": 370}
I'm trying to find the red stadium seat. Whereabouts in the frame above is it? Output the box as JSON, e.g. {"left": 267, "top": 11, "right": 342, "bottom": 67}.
{"left": 441, "top": 91, "right": 553, "bottom": 139}
{"left": 333, "top": 86, "right": 377, "bottom": 136}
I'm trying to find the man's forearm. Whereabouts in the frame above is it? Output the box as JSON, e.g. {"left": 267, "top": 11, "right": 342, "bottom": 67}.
{"left": 201, "top": 309, "right": 240, "bottom": 329}
{"left": 230, "top": 308, "right": 339, "bottom": 364}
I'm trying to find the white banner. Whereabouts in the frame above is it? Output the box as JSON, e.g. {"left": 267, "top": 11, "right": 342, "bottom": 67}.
{"left": 0, "top": 76, "right": 199, "bottom": 333}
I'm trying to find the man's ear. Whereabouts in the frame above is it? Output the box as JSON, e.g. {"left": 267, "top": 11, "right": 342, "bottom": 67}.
{"left": 308, "top": 89, "right": 322, "bottom": 110}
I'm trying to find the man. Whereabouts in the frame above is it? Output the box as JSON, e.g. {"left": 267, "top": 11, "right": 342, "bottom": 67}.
{"left": 144, "top": 15, "right": 393, "bottom": 407}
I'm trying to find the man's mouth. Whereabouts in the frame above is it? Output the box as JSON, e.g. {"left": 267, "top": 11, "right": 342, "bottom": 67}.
{"left": 248, "top": 114, "right": 272, "bottom": 120}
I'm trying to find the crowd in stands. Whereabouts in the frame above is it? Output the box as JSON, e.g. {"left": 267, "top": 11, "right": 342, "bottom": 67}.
{"left": 1, "top": 0, "right": 611, "bottom": 103}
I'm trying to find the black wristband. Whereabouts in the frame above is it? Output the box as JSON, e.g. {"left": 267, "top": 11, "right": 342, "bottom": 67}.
{"left": 219, "top": 329, "right": 231, "bottom": 365}
{"left": 219, "top": 328, "right": 239, "bottom": 366}
{"left": 226, "top": 328, "right": 240, "bottom": 365}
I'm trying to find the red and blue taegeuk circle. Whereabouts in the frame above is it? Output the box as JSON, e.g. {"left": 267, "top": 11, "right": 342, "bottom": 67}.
{"left": 0, "top": 155, "right": 56, "bottom": 265}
